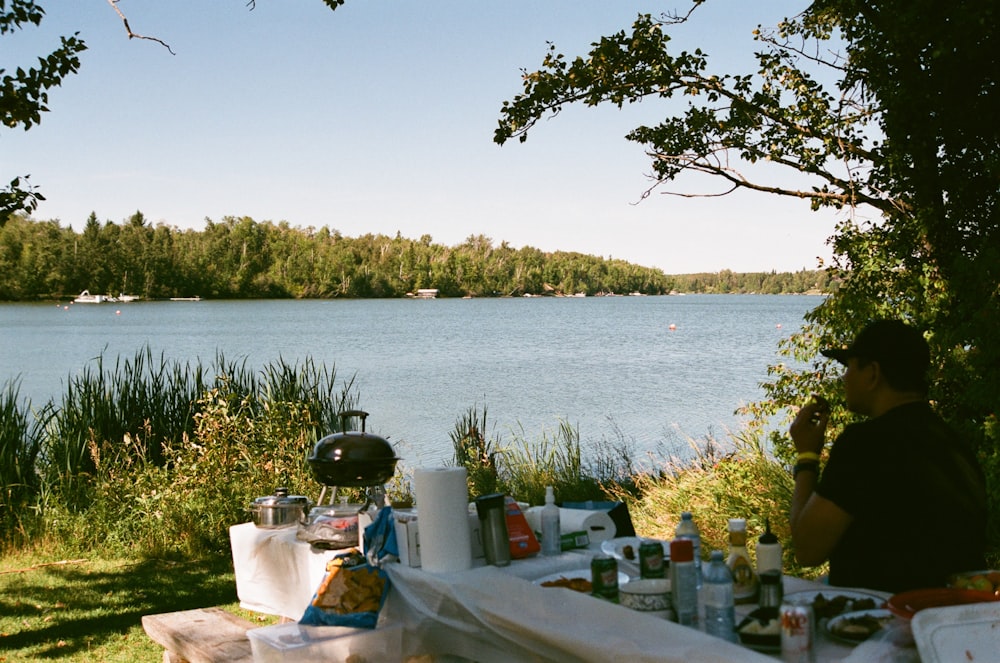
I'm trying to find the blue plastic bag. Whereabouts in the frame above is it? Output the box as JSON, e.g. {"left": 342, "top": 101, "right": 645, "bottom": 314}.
{"left": 299, "top": 509, "right": 396, "bottom": 628}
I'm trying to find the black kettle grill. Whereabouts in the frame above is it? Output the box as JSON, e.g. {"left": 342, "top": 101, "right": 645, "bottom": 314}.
{"left": 307, "top": 410, "right": 400, "bottom": 506}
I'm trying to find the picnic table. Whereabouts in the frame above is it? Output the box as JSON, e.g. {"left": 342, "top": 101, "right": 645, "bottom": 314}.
{"left": 228, "top": 522, "right": 911, "bottom": 662}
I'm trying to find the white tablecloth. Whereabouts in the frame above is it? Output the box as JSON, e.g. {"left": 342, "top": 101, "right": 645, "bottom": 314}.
{"left": 231, "top": 523, "right": 904, "bottom": 662}
{"left": 230, "top": 522, "right": 346, "bottom": 619}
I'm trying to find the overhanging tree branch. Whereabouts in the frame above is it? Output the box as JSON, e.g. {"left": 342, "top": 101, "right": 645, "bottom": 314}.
{"left": 106, "top": 0, "right": 175, "bottom": 55}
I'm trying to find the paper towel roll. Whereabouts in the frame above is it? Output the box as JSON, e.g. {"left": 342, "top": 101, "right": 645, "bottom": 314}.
{"left": 413, "top": 467, "right": 472, "bottom": 573}
{"left": 524, "top": 506, "right": 617, "bottom": 543}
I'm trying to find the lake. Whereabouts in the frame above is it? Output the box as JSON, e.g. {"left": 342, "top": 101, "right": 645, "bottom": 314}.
{"left": 0, "top": 295, "right": 823, "bottom": 467}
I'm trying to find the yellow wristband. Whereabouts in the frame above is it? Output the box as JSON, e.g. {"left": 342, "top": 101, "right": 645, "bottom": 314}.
{"left": 797, "top": 452, "right": 821, "bottom": 463}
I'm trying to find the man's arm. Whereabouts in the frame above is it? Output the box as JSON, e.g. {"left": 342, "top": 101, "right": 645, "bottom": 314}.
{"left": 788, "top": 396, "right": 853, "bottom": 566}
{"left": 789, "top": 469, "right": 852, "bottom": 566}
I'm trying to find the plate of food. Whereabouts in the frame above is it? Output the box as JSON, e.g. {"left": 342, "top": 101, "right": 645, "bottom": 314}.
{"left": 825, "top": 608, "right": 895, "bottom": 644}
{"left": 736, "top": 606, "right": 781, "bottom": 652}
{"left": 600, "top": 537, "right": 670, "bottom": 563}
{"left": 533, "top": 569, "right": 628, "bottom": 593}
{"left": 783, "top": 590, "right": 885, "bottom": 620}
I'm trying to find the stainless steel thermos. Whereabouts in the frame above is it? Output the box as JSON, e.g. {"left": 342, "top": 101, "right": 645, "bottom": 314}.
{"left": 475, "top": 493, "right": 511, "bottom": 567}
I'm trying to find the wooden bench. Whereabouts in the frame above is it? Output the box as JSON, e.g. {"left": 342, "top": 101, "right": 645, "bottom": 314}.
{"left": 142, "top": 607, "right": 257, "bottom": 663}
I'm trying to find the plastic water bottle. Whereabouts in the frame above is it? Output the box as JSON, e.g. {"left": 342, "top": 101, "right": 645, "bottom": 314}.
{"left": 703, "top": 550, "right": 738, "bottom": 642}
{"left": 540, "top": 486, "right": 561, "bottom": 556}
{"left": 669, "top": 538, "right": 698, "bottom": 626}
{"left": 675, "top": 511, "right": 702, "bottom": 587}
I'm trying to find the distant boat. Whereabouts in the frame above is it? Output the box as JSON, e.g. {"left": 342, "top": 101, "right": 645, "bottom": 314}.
{"left": 169, "top": 296, "right": 202, "bottom": 301}
{"left": 118, "top": 293, "right": 141, "bottom": 302}
{"left": 74, "top": 290, "right": 106, "bottom": 304}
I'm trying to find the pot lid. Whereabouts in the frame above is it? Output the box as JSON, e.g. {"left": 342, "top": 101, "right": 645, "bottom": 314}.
{"left": 253, "top": 487, "right": 310, "bottom": 507}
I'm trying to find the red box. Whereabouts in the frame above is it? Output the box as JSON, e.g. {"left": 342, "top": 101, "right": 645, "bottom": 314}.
{"left": 504, "top": 496, "right": 540, "bottom": 558}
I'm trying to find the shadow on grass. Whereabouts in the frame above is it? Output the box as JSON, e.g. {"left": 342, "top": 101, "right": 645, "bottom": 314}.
{"left": 0, "top": 555, "right": 237, "bottom": 659}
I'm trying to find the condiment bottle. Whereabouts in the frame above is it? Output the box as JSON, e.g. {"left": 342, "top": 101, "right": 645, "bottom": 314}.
{"left": 726, "top": 518, "right": 758, "bottom": 603}
{"left": 674, "top": 511, "right": 702, "bottom": 587}
{"left": 669, "top": 538, "right": 698, "bottom": 626}
{"left": 758, "top": 568, "right": 784, "bottom": 609}
{"left": 756, "top": 518, "right": 782, "bottom": 576}
{"left": 540, "top": 486, "right": 561, "bottom": 556}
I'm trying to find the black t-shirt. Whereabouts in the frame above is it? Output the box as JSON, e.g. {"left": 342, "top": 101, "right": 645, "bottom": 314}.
{"left": 815, "top": 402, "right": 987, "bottom": 593}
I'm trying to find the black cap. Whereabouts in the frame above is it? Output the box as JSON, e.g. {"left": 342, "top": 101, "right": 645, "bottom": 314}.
{"left": 821, "top": 320, "right": 929, "bottom": 392}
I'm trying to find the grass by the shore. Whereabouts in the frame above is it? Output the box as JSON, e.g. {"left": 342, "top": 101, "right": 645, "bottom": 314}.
{"left": 0, "top": 547, "right": 279, "bottom": 662}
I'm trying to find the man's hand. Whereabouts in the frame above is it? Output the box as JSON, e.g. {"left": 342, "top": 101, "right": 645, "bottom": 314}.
{"left": 790, "top": 394, "right": 830, "bottom": 455}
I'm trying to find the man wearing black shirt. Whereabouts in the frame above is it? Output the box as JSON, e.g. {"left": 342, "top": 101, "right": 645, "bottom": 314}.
{"left": 788, "top": 319, "right": 987, "bottom": 592}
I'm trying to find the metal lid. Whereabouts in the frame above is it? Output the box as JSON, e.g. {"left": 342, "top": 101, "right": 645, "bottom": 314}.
{"left": 253, "top": 487, "right": 310, "bottom": 507}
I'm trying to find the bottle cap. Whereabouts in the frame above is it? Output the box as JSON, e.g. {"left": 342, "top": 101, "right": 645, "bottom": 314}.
{"left": 728, "top": 518, "right": 746, "bottom": 532}
{"left": 669, "top": 538, "right": 693, "bottom": 562}
{"left": 681, "top": 511, "right": 693, "bottom": 520}
{"left": 545, "top": 486, "right": 555, "bottom": 503}
{"left": 709, "top": 549, "right": 724, "bottom": 562}
{"left": 759, "top": 519, "right": 779, "bottom": 545}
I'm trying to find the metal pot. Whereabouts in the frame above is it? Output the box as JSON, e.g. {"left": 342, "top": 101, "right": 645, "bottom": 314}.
{"left": 307, "top": 410, "right": 400, "bottom": 487}
{"left": 250, "top": 487, "right": 311, "bottom": 529}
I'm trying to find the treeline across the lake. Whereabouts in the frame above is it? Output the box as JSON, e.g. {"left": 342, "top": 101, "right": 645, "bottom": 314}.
{"left": 668, "top": 270, "right": 832, "bottom": 295}
{"left": 0, "top": 213, "right": 834, "bottom": 301}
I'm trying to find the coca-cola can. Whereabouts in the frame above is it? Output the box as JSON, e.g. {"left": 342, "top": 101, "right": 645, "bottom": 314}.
{"left": 780, "top": 599, "right": 815, "bottom": 662}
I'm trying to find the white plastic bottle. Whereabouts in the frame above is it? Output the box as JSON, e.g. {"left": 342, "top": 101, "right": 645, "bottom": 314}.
{"left": 540, "top": 486, "right": 561, "bottom": 556}
{"left": 675, "top": 511, "right": 702, "bottom": 587}
{"left": 702, "top": 550, "right": 738, "bottom": 642}
{"left": 756, "top": 518, "right": 782, "bottom": 575}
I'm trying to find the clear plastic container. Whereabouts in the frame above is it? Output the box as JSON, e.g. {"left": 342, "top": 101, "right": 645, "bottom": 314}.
{"left": 247, "top": 621, "right": 403, "bottom": 663}
{"left": 295, "top": 504, "right": 361, "bottom": 548}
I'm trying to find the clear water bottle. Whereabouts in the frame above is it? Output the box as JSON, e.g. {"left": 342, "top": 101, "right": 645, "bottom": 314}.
{"left": 540, "top": 486, "right": 561, "bottom": 556}
{"left": 702, "top": 550, "right": 737, "bottom": 642}
{"left": 675, "top": 511, "right": 702, "bottom": 587}
{"left": 669, "top": 538, "right": 698, "bottom": 626}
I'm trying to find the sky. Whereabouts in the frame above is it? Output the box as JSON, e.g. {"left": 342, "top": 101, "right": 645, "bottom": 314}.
{"left": 4, "top": 0, "right": 846, "bottom": 274}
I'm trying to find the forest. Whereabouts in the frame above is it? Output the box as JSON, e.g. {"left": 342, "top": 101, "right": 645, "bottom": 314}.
{"left": 0, "top": 213, "right": 833, "bottom": 301}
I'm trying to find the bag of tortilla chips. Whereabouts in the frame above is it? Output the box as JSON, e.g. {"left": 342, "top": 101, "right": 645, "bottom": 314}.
{"left": 300, "top": 548, "right": 388, "bottom": 628}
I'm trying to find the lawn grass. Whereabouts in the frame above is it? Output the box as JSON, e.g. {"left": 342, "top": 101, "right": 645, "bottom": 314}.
{"left": 0, "top": 548, "right": 277, "bottom": 662}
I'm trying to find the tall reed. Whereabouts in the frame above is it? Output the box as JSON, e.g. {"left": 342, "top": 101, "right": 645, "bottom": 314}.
{"left": 449, "top": 406, "right": 637, "bottom": 505}
{"left": 0, "top": 380, "right": 49, "bottom": 546}
{"left": 3, "top": 347, "right": 361, "bottom": 556}
{"left": 43, "top": 348, "right": 204, "bottom": 509}
{"left": 450, "top": 405, "right": 500, "bottom": 498}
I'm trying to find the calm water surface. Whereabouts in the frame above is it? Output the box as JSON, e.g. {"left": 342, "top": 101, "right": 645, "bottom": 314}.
{"left": 0, "top": 295, "right": 822, "bottom": 466}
